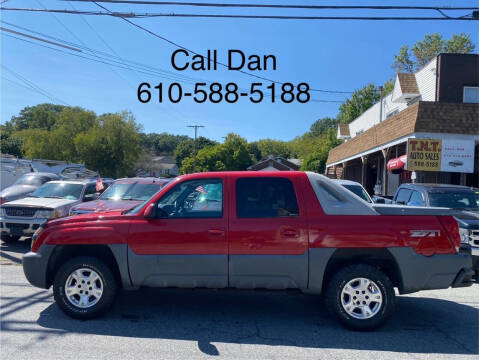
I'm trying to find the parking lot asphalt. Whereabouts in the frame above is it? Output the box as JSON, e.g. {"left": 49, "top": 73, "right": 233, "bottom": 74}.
{"left": 1, "top": 239, "right": 478, "bottom": 360}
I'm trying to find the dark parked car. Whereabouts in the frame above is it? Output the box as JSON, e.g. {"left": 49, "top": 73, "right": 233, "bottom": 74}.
{"left": 392, "top": 183, "right": 479, "bottom": 280}
{"left": 69, "top": 177, "right": 171, "bottom": 215}
{"left": 0, "top": 172, "right": 60, "bottom": 204}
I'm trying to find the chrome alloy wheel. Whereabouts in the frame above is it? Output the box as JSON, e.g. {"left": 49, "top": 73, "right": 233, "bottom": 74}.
{"left": 340, "top": 277, "right": 383, "bottom": 319}
{"left": 64, "top": 268, "right": 104, "bottom": 309}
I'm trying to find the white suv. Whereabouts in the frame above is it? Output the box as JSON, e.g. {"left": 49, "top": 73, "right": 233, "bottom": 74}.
{"left": 0, "top": 179, "right": 110, "bottom": 242}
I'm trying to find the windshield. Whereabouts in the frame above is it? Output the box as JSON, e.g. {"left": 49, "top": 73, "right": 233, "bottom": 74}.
{"left": 343, "top": 184, "right": 372, "bottom": 203}
{"left": 14, "top": 175, "right": 52, "bottom": 186}
{"left": 30, "top": 183, "right": 83, "bottom": 200}
{"left": 428, "top": 190, "right": 479, "bottom": 210}
{"left": 100, "top": 182, "right": 164, "bottom": 201}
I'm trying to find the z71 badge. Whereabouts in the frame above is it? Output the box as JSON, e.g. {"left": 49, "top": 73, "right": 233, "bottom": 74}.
{"left": 410, "top": 230, "right": 441, "bottom": 237}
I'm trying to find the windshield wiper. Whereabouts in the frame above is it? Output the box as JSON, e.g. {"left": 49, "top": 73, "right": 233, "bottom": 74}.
{"left": 43, "top": 196, "right": 64, "bottom": 199}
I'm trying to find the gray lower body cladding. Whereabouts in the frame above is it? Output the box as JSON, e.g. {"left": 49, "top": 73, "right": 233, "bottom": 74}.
{"left": 22, "top": 245, "right": 56, "bottom": 289}
{"left": 388, "top": 247, "right": 473, "bottom": 294}
{"left": 229, "top": 252, "right": 309, "bottom": 289}
{"left": 127, "top": 247, "right": 228, "bottom": 288}
{"left": 22, "top": 244, "right": 473, "bottom": 295}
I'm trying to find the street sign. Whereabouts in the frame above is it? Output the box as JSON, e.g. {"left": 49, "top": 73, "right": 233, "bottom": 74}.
{"left": 407, "top": 139, "right": 441, "bottom": 171}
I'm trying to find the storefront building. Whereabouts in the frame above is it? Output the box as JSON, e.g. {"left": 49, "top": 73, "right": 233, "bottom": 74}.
{"left": 325, "top": 53, "right": 479, "bottom": 196}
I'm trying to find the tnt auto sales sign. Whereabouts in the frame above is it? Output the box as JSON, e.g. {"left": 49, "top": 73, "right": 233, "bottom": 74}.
{"left": 407, "top": 138, "right": 475, "bottom": 173}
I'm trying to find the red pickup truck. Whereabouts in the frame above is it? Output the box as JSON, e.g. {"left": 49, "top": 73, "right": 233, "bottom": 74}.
{"left": 22, "top": 171, "right": 474, "bottom": 330}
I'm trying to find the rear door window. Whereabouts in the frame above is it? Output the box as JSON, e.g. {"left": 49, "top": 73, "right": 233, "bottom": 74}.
{"left": 236, "top": 177, "right": 299, "bottom": 218}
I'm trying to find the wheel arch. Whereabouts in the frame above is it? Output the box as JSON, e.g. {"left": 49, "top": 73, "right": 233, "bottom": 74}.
{"left": 321, "top": 248, "right": 403, "bottom": 294}
{"left": 46, "top": 244, "right": 129, "bottom": 289}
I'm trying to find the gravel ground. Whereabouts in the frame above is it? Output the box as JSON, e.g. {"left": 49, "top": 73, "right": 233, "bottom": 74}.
{"left": 1, "top": 240, "right": 478, "bottom": 360}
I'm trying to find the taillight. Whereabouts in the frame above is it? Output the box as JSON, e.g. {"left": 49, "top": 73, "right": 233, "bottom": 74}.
{"left": 438, "top": 216, "right": 461, "bottom": 252}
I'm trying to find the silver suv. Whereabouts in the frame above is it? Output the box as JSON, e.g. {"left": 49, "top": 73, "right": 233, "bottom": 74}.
{"left": 0, "top": 179, "right": 110, "bottom": 242}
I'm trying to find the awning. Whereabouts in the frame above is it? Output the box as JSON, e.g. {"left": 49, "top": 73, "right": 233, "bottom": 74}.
{"left": 387, "top": 155, "right": 407, "bottom": 173}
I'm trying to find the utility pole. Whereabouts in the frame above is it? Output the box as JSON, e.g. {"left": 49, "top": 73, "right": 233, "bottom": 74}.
{"left": 187, "top": 125, "right": 204, "bottom": 173}
{"left": 378, "top": 85, "right": 383, "bottom": 124}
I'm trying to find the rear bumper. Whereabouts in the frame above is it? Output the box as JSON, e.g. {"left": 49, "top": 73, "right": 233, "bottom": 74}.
{"left": 389, "top": 247, "right": 473, "bottom": 294}
{"left": 22, "top": 245, "right": 55, "bottom": 289}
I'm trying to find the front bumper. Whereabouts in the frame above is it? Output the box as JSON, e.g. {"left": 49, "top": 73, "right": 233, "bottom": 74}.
{"left": 0, "top": 217, "right": 47, "bottom": 237}
{"left": 471, "top": 247, "right": 479, "bottom": 281}
{"left": 22, "top": 245, "right": 55, "bottom": 289}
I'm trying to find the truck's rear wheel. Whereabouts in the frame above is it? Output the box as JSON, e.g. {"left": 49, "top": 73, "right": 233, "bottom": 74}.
{"left": 326, "top": 264, "right": 395, "bottom": 330}
{"left": 53, "top": 256, "right": 117, "bottom": 319}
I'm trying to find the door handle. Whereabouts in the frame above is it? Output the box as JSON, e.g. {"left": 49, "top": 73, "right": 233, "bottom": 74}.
{"left": 282, "top": 229, "right": 298, "bottom": 237}
{"left": 208, "top": 229, "right": 225, "bottom": 236}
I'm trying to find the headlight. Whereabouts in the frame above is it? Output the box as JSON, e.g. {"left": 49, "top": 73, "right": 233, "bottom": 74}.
{"left": 458, "top": 228, "right": 471, "bottom": 244}
{"left": 31, "top": 224, "right": 45, "bottom": 251}
{"left": 35, "top": 210, "right": 54, "bottom": 219}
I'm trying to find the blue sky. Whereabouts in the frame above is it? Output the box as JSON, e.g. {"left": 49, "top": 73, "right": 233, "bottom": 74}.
{"left": 1, "top": 0, "right": 478, "bottom": 142}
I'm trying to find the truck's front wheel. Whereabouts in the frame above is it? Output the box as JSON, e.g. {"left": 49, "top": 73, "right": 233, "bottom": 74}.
{"left": 326, "top": 264, "right": 395, "bottom": 331}
{"left": 53, "top": 256, "right": 117, "bottom": 319}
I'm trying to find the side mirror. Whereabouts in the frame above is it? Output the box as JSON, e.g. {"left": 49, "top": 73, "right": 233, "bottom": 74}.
{"left": 144, "top": 203, "right": 157, "bottom": 219}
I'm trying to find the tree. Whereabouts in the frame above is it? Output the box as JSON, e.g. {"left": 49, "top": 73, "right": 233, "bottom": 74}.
{"left": 301, "top": 128, "right": 340, "bottom": 174}
{"left": 445, "top": 33, "right": 475, "bottom": 54}
{"left": 337, "top": 84, "right": 379, "bottom": 124}
{"left": 392, "top": 45, "right": 414, "bottom": 73}
{"left": 392, "top": 33, "right": 475, "bottom": 72}
{"left": 256, "top": 139, "right": 292, "bottom": 159}
{"left": 411, "top": 33, "right": 445, "bottom": 67}
{"left": 309, "top": 117, "right": 339, "bottom": 137}
{"left": 75, "top": 111, "right": 142, "bottom": 178}
{"left": 173, "top": 136, "right": 217, "bottom": 166}
{"left": 0, "top": 134, "right": 23, "bottom": 157}
{"left": 5, "top": 103, "right": 65, "bottom": 132}
{"left": 180, "top": 133, "right": 253, "bottom": 173}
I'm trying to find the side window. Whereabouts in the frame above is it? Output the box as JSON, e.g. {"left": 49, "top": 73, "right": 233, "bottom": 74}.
{"left": 157, "top": 179, "right": 222, "bottom": 218}
{"left": 408, "top": 191, "right": 425, "bottom": 206}
{"left": 236, "top": 177, "right": 299, "bottom": 218}
{"left": 395, "top": 189, "right": 412, "bottom": 205}
{"left": 83, "top": 184, "right": 100, "bottom": 201}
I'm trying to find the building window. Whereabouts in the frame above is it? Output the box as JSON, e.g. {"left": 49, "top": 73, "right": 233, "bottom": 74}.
{"left": 463, "top": 86, "right": 479, "bottom": 103}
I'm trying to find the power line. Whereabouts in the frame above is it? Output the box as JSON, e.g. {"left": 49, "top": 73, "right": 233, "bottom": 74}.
{"left": 0, "top": 26, "right": 82, "bottom": 51}
{"left": 1, "top": 65, "right": 69, "bottom": 104}
{"left": 0, "top": 23, "right": 210, "bottom": 84}
{"left": 66, "top": 1, "right": 479, "bottom": 12}
{"left": 3, "top": 31, "right": 345, "bottom": 103}
{"left": 1, "top": 7, "right": 476, "bottom": 21}
{"left": 92, "top": 2, "right": 355, "bottom": 94}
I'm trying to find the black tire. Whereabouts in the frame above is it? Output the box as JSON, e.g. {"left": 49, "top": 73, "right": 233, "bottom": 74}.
{"left": 326, "top": 264, "right": 395, "bottom": 331}
{"left": 53, "top": 256, "right": 117, "bottom": 319}
{"left": 1, "top": 234, "right": 21, "bottom": 243}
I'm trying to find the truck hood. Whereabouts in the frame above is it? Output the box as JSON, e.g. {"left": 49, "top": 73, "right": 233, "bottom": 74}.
{"left": 3, "top": 196, "right": 78, "bottom": 209}
{"left": 49, "top": 210, "right": 126, "bottom": 226}
{"left": 71, "top": 199, "right": 143, "bottom": 212}
{"left": 0, "top": 185, "right": 37, "bottom": 202}
{"left": 453, "top": 211, "right": 479, "bottom": 230}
